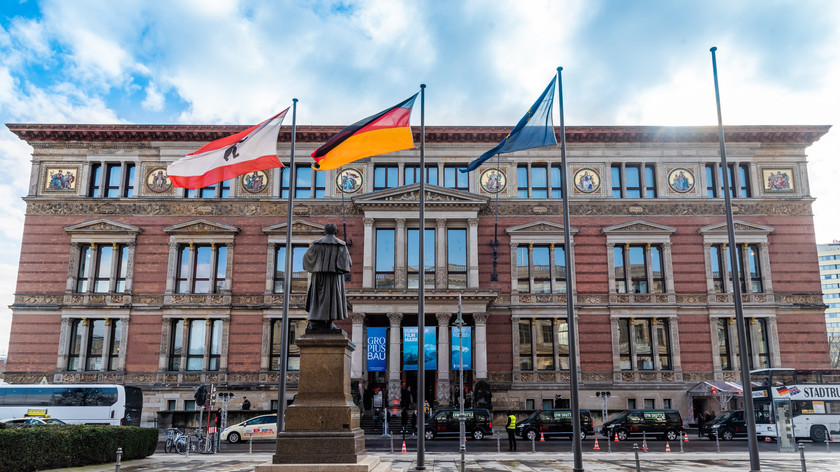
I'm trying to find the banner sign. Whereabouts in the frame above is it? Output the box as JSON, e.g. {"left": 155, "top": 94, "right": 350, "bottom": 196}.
{"left": 403, "top": 327, "right": 437, "bottom": 371}
{"left": 451, "top": 326, "right": 472, "bottom": 370}
{"left": 366, "top": 327, "right": 387, "bottom": 372}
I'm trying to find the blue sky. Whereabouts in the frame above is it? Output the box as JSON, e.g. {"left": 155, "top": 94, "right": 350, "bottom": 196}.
{"left": 1, "top": 0, "right": 839, "bottom": 355}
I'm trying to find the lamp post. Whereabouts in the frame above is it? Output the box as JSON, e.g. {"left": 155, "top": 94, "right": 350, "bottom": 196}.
{"left": 455, "top": 294, "right": 466, "bottom": 472}
{"left": 596, "top": 391, "right": 611, "bottom": 435}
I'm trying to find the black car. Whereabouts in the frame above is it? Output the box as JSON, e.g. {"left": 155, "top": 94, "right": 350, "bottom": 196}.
{"left": 424, "top": 408, "right": 493, "bottom": 440}
{"left": 700, "top": 410, "right": 746, "bottom": 440}
{"left": 601, "top": 409, "right": 684, "bottom": 441}
{"left": 515, "top": 409, "right": 594, "bottom": 441}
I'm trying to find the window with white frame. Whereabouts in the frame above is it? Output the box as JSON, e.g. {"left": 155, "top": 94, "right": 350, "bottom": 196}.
{"left": 443, "top": 165, "right": 469, "bottom": 191}
{"left": 699, "top": 220, "right": 772, "bottom": 295}
{"left": 407, "top": 228, "right": 435, "bottom": 289}
{"left": 373, "top": 165, "right": 399, "bottom": 191}
{"left": 273, "top": 244, "right": 308, "bottom": 293}
{"left": 405, "top": 165, "right": 438, "bottom": 186}
{"left": 168, "top": 318, "right": 224, "bottom": 371}
{"left": 603, "top": 220, "right": 674, "bottom": 295}
{"left": 88, "top": 162, "right": 136, "bottom": 198}
{"left": 375, "top": 228, "right": 396, "bottom": 289}
{"left": 611, "top": 163, "right": 656, "bottom": 199}
{"left": 705, "top": 163, "right": 751, "bottom": 198}
{"left": 281, "top": 165, "right": 325, "bottom": 198}
{"left": 617, "top": 317, "right": 672, "bottom": 371}
{"left": 517, "top": 317, "right": 569, "bottom": 371}
{"left": 715, "top": 316, "right": 773, "bottom": 370}
{"left": 447, "top": 228, "right": 467, "bottom": 289}
{"left": 64, "top": 219, "right": 141, "bottom": 296}
{"left": 164, "top": 219, "right": 238, "bottom": 296}
{"left": 66, "top": 318, "right": 124, "bottom": 372}
{"left": 517, "top": 164, "right": 564, "bottom": 199}
{"left": 507, "top": 221, "right": 576, "bottom": 295}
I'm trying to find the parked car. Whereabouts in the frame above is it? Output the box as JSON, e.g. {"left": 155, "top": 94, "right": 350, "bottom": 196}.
{"left": 220, "top": 414, "right": 277, "bottom": 443}
{"left": 424, "top": 408, "right": 493, "bottom": 440}
{"left": 0, "top": 417, "right": 66, "bottom": 426}
{"left": 515, "top": 409, "right": 594, "bottom": 441}
{"left": 601, "top": 409, "right": 684, "bottom": 441}
{"left": 700, "top": 410, "right": 747, "bottom": 440}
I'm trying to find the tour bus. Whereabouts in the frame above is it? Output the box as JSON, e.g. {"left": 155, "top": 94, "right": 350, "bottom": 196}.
{"left": 0, "top": 384, "right": 142, "bottom": 426}
{"left": 751, "top": 368, "right": 840, "bottom": 443}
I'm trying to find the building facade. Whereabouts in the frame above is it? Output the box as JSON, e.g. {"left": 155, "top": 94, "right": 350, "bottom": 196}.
{"left": 818, "top": 242, "right": 840, "bottom": 367}
{"left": 4, "top": 123, "right": 831, "bottom": 426}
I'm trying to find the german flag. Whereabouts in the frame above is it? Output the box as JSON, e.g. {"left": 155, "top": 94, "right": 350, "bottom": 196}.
{"left": 311, "top": 94, "right": 418, "bottom": 171}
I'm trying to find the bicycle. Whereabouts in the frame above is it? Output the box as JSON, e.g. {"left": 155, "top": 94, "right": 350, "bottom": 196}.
{"left": 163, "top": 428, "right": 180, "bottom": 453}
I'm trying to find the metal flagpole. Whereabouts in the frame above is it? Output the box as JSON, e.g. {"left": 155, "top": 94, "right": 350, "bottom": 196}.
{"left": 557, "top": 67, "right": 584, "bottom": 472}
{"left": 416, "top": 83, "right": 426, "bottom": 470}
{"left": 277, "top": 98, "right": 298, "bottom": 433}
{"left": 710, "top": 47, "right": 761, "bottom": 472}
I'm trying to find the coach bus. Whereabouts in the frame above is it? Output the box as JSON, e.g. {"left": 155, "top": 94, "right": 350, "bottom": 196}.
{"left": 751, "top": 368, "right": 840, "bottom": 443}
{"left": 0, "top": 384, "right": 142, "bottom": 426}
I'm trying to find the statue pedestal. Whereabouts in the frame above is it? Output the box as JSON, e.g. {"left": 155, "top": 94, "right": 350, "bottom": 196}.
{"left": 255, "top": 333, "right": 392, "bottom": 472}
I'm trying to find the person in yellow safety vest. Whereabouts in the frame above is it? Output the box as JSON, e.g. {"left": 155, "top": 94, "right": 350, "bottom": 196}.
{"left": 506, "top": 411, "right": 517, "bottom": 451}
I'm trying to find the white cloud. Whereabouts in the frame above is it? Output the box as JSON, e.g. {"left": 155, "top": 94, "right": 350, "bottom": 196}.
{"left": 142, "top": 82, "right": 165, "bottom": 112}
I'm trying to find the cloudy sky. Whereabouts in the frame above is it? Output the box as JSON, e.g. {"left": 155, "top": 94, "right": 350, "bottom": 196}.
{"left": 1, "top": 0, "right": 839, "bottom": 355}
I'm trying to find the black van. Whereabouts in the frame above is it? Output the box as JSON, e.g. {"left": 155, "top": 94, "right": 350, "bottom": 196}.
{"left": 601, "top": 409, "right": 684, "bottom": 441}
{"left": 700, "top": 410, "right": 746, "bottom": 440}
{"left": 515, "top": 409, "right": 594, "bottom": 441}
{"left": 424, "top": 408, "right": 493, "bottom": 440}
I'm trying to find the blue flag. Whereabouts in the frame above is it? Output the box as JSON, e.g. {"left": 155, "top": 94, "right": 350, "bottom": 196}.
{"left": 461, "top": 76, "right": 557, "bottom": 173}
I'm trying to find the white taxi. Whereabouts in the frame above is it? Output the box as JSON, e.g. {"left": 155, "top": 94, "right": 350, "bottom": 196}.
{"left": 220, "top": 414, "right": 277, "bottom": 443}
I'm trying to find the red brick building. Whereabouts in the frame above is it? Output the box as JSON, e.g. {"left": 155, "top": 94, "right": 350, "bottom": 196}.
{"left": 4, "top": 123, "right": 830, "bottom": 426}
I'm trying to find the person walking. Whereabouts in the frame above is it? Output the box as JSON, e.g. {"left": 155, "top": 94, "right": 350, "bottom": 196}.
{"left": 242, "top": 397, "right": 251, "bottom": 411}
{"left": 506, "top": 411, "right": 517, "bottom": 451}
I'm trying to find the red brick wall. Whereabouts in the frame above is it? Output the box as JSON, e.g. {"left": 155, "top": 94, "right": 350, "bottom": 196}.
{"left": 5, "top": 314, "right": 60, "bottom": 372}
{"left": 124, "top": 314, "right": 164, "bottom": 372}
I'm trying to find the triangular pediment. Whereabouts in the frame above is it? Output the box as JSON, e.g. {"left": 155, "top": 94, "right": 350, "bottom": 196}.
{"left": 64, "top": 218, "right": 142, "bottom": 235}
{"left": 698, "top": 220, "right": 774, "bottom": 235}
{"left": 602, "top": 219, "right": 677, "bottom": 234}
{"left": 262, "top": 220, "right": 325, "bottom": 235}
{"left": 352, "top": 183, "right": 489, "bottom": 209}
{"left": 506, "top": 220, "right": 579, "bottom": 236}
{"left": 164, "top": 218, "right": 240, "bottom": 235}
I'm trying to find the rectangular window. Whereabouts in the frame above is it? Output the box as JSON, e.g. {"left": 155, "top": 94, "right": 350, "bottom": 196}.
{"left": 645, "top": 164, "right": 656, "bottom": 198}
{"left": 124, "top": 163, "right": 135, "bottom": 198}
{"left": 517, "top": 246, "right": 530, "bottom": 292}
{"left": 76, "top": 243, "right": 129, "bottom": 293}
{"left": 105, "top": 164, "right": 121, "bottom": 198}
{"left": 705, "top": 164, "right": 716, "bottom": 197}
{"left": 405, "top": 165, "right": 438, "bottom": 186}
{"left": 644, "top": 398, "right": 655, "bottom": 409}
{"left": 625, "top": 165, "right": 641, "bottom": 198}
{"left": 711, "top": 243, "right": 763, "bottom": 294}
{"left": 746, "top": 244, "right": 762, "bottom": 292}
{"left": 518, "top": 319, "right": 533, "bottom": 370}
{"left": 169, "top": 318, "right": 222, "bottom": 372}
{"left": 654, "top": 318, "right": 672, "bottom": 370}
{"left": 169, "top": 319, "right": 183, "bottom": 371}
{"left": 67, "top": 319, "right": 83, "bottom": 371}
{"left": 374, "top": 165, "right": 399, "bottom": 191}
{"left": 517, "top": 165, "right": 529, "bottom": 198}
{"left": 663, "top": 399, "right": 672, "bottom": 409}
{"left": 613, "top": 244, "right": 665, "bottom": 294}
{"left": 718, "top": 319, "right": 732, "bottom": 370}
{"left": 443, "top": 165, "right": 468, "bottom": 191}
{"left": 634, "top": 318, "right": 654, "bottom": 370}
{"left": 273, "top": 245, "right": 308, "bottom": 293}
{"left": 557, "top": 319, "right": 570, "bottom": 369}
{"left": 93, "top": 245, "right": 114, "bottom": 292}
{"left": 535, "top": 319, "right": 554, "bottom": 370}
{"left": 710, "top": 245, "right": 725, "bottom": 292}
{"left": 167, "top": 400, "right": 176, "bottom": 410}
{"left": 295, "top": 165, "right": 313, "bottom": 198}
{"left": 208, "top": 319, "right": 222, "bottom": 371}
{"left": 755, "top": 318, "right": 771, "bottom": 369}
{"left": 407, "top": 228, "right": 435, "bottom": 289}
{"left": 532, "top": 246, "right": 551, "bottom": 294}
{"left": 175, "top": 244, "right": 227, "bottom": 294}
{"left": 88, "top": 163, "right": 102, "bottom": 197}
{"left": 530, "top": 165, "right": 548, "bottom": 198}
{"left": 375, "top": 229, "right": 396, "bottom": 289}
{"left": 627, "top": 399, "right": 637, "bottom": 409}
{"left": 628, "top": 245, "right": 647, "bottom": 293}
{"left": 618, "top": 318, "right": 672, "bottom": 371}
{"left": 721, "top": 165, "right": 735, "bottom": 198}
{"left": 447, "top": 228, "right": 467, "bottom": 289}
{"left": 613, "top": 246, "right": 627, "bottom": 293}
{"left": 554, "top": 245, "right": 567, "bottom": 294}
{"left": 65, "top": 319, "right": 121, "bottom": 372}
{"left": 186, "top": 319, "right": 205, "bottom": 371}
{"left": 518, "top": 318, "right": 568, "bottom": 371}
{"left": 738, "top": 164, "right": 751, "bottom": 198}
{"left": 270, "top": 319, "right": 307, "bottom": 371}
{"left": 611, "top": 165, "right": 622, "bottom": 198}
{"left": 550, "top": 165, "right": 564, "bottom": 198}
{"left": 85, "top": 319, "right": 106, "bottom": 371}
{"left": 108, "top": 320, "right": 122, "bottom": 371}
{"left": 187, "top": 179, "right": 233, "bottom": 198}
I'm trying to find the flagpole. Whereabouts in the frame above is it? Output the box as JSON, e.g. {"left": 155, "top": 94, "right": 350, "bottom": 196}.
{"left": 277, "top": 98, "right": 298, "bottom": 434}
{"left": 416, "top": 83, "right": 426, "bottom": 470}
{"left": 557, "top": 67, "right": 583, "bottom": 472}
{"left": 710, "top": 47, "right": 761, "bottom": 472}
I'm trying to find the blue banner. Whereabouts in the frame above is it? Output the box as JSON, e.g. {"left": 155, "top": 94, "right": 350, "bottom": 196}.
{"left": 366, "top": 327, "right": 387, "bottom": 372}
{"left": 451, "top": 326, "right": 472, "bottom": 370}
{"left": 403, "top": 327, "right": 437, "bottom": 371}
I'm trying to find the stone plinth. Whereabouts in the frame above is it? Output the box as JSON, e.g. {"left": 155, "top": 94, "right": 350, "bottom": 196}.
{"left": 254, "top": 333, "right": 393, "bottom": 472}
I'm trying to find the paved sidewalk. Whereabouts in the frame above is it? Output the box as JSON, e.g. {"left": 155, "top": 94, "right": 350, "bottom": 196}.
{"left": 44, "top": 451, "right": 840, "bottom": 471}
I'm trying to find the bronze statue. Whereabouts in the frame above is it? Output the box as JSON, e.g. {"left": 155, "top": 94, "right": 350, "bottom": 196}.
{"left": 303, "top": 223, "right": 351, "bottom": 334}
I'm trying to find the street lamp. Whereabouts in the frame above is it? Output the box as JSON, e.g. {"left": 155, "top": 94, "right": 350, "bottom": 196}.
{"left": 455, "top": 294, "right": 466, "bottom": 472}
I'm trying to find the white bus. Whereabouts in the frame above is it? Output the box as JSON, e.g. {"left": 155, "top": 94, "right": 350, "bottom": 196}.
{"left": 751, "top": 368, "right": 840, "bottom": 442}
{"left": 0, "top": 384, "right": 142, "bottom": 426}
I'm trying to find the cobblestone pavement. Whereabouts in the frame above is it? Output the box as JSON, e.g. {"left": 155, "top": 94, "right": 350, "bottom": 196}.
{"left": 44, "top": 451, "right": 840, "bottom": 472}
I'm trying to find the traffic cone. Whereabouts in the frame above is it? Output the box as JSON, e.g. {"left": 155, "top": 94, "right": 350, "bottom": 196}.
{"left": 401, "top": 441, "right": 407, "bottom": 453}
{"left": 642, "top": 439, "right": 648, "bottom": 452}
{"left": 540, "top": 431, "right": 545, "bottom": 442}
{"left": 665, "top": 441, "right": 671, "bottom": 453}
{"left": 684, "top": 431, "right": 689, "bottom": 442}
{"left": 593, "top": 437, "right": 600, "bottom": 450}
{"left": 614, "top": 432, "right": 620, "bottom": 442}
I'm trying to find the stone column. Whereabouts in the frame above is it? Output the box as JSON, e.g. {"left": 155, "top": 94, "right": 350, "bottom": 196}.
{"left": 468, "top": 218, "right": 479, "bottom": 288}
{"left": 395, "top": 218, "right": 407, "bottom": 288}
{"left": 473, "top": 312, "right": 489, "bottom": 380}
{"left": 436, "top": 313, "right": 451, "bottom": 406}
{"left": 387, "top": 312, "right": 403, "bottom": 410}
{"left": 350, "top": 312, "right": 365, "bottom": 380}
{"left": 435, "top": 219, "right": 447, "bottom": 289}
{"left": 362, "top": 218, "right": 374, "bottom": 288}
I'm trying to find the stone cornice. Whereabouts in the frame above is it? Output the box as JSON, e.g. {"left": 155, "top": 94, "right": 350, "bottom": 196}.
{"left": 7, "top": 124, "right": 832, "bottom": 146}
